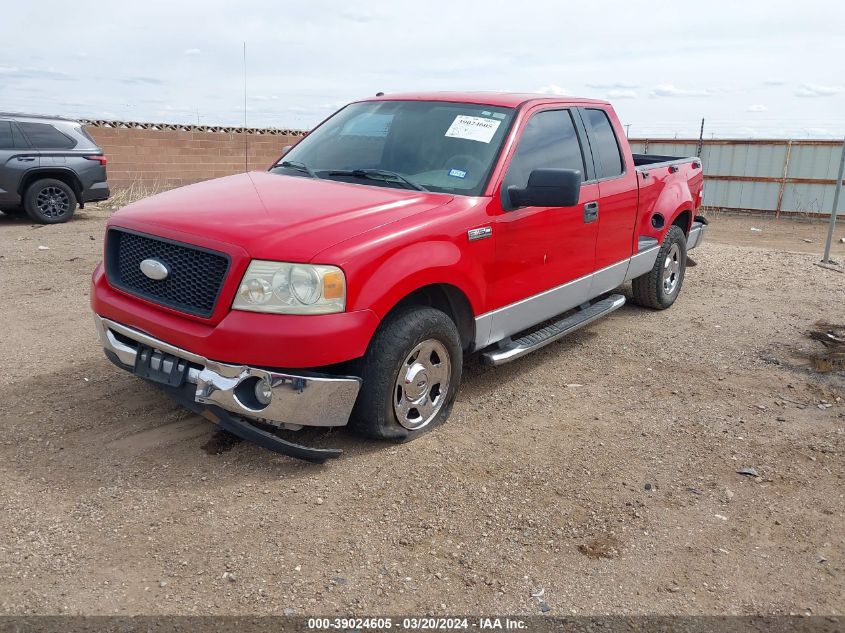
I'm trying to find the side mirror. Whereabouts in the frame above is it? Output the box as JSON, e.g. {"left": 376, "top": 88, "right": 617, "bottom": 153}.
{"left": 507, "top": 168, "right": 582, "bottom": 209}
{"left": 280, "top": 145, "right": 292, "bottom": 157}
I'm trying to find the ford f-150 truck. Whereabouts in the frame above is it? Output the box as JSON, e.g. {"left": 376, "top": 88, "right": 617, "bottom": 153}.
{"left": 91, "top": 92, "right": 706, "bottom": 461}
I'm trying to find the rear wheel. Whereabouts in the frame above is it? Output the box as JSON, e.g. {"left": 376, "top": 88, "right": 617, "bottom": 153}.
{"left": 24, "top": 178, "right": 77, "bottom": 224}
{"left": 349, "top": 306, "right": 462, "bottom": 442}
{"left": 632, "top": 225, "right": 687, "bottom": 310}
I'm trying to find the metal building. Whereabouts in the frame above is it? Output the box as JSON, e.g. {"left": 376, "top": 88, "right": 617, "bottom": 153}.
{"left": 629, "top": 138, "right": 845, "bottom": 217}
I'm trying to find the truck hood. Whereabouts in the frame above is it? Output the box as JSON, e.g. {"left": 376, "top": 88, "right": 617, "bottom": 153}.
{"left": 110, "top": 171, "right": 455, "bottom": 262}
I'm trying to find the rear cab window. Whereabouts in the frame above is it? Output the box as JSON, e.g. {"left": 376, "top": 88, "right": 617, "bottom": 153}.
{"left": 18, "top": 122, "right": 77, "bottom": 150}
{"left": 582, "top": 108, "right": 624, "bottom": 179}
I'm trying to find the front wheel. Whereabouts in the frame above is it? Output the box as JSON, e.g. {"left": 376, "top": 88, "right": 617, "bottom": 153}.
{"left": 349, "top": 306, "right": 463, "bottom": 442}
{"left": 632, "top": 225, "right": 687, "bottom": 310}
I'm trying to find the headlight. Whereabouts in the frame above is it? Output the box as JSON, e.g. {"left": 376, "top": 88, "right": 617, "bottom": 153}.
{"left": 233, "top": 260, "right": 346, "bottom": 314}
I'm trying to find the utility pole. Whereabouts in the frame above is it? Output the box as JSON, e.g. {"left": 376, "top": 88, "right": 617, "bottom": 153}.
{"left": 625, "top": 124, "right": 631, "bottom": 138}
{"left": 697, "top": 118, "right": 705, "bottom": 157}
{"left": 822, "top": 136, "right": 845, "bottom": 264}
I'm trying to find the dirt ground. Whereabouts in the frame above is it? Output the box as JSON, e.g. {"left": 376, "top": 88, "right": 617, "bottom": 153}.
{"left": 0, "top": 206, "right": 843, "bottom": 617}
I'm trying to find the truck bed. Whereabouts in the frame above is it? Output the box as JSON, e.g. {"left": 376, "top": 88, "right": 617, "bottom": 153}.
{"left": 632, "top": 152, "right": 705, "bottom": 255}
{"left": 632, "top": 153, "right": 700, "bottom": 169}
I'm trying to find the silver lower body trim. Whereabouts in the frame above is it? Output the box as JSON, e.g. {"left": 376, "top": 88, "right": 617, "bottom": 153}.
{"left": 474, "top": 255, "right": 650, "bottom": 350}
{"left": 473, "top": 220, "right": 709, "bottom": 351}
{"left": 476, "top": 273, "right": 593, "bottom": 350}
{"left": 94, "top": 315, "right": 361, "bottom": 428}
{"left": 624, "top": 245, "right": 660, "bottom": 282}
{"left": 686, "top": 221, "right": 707, "bottom": 250}
{"left": 591, "top": 259, "right": 631, "bottom": 297}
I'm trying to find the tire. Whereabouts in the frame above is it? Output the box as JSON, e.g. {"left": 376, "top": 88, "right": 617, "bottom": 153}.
{"left": 632, "top": 225, "right": 687, "bottom": 310}
{"left": 23, "top": 178, "right": 77, "bottom": 224}
{"left": 349, "top": 306, "right": 463, "bottom": 442}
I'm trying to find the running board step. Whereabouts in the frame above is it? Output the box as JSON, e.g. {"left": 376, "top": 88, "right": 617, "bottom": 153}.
{"left": 481, "top": 294, "right": 626, "bottom": 366}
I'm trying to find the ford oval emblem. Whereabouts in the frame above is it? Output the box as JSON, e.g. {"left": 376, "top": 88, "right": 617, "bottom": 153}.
{"left": 140, "top": 258, "right": 170, "bottom": 281}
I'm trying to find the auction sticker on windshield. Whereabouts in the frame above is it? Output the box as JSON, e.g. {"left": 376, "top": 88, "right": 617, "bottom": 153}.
{"left": 444, "top": 115, "right": 501, "bottom": 143}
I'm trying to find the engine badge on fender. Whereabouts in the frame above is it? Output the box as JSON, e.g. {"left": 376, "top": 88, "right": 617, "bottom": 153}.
{"left": 467, "top": 226, "right": 492, "bottom": 241}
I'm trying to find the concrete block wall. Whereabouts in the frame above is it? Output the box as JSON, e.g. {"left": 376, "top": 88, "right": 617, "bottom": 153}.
{"left": 84, "top": 126, "right": 302, "bottom": 191}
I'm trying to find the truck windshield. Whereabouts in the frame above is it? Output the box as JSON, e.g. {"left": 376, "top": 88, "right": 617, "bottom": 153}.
{"left": 270, "top": 100, "right": 514, "bottom": 196}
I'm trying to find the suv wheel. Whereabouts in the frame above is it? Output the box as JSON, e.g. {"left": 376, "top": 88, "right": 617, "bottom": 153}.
{"left": 632, "top": 225, "right": 687, "bottom": 310}
{"left": 349, "top": 306, "right": 463, "bottom": 442}
{"left": 24, "top": 178, "right": 78, "bottom": 224}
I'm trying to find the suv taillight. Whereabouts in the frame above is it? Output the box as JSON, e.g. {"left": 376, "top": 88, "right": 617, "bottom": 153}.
{"left": 84, "top": 155, "right": 107, "bottom": 165}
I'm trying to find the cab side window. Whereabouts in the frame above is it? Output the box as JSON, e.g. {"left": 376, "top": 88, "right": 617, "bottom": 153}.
{"left": 18, "top": 122, "right": 76, "bottom": 150}
{"left": 503, "top": 109, "right": 585, "bottom": 195}
{"left": 0, "top": 121, "right": 30, "bottom": 149}
{"left": 584, "top": 108, "right": 624, "bottom": 178}
{"left": 11, "top": 123, "right": 29, "bottom": 149}
{"left": 0, "top": 121, "right": 13, "bottom": 149}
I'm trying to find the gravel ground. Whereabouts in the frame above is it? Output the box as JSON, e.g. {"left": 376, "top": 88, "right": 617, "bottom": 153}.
{"left": 0, "top": 207, "right": 843, "bottom": 616}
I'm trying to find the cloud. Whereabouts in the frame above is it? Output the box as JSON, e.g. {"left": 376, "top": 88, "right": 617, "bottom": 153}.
{"left": 340, "top": 9, "right": 378, "bottom": 23}
{"left": 587, "top": 82, "right": 638, "bottom": 90}
{"left": 416, "top": 56, "right": 511, "bottom": 74}
{"left": 118, "top": 76, "right": 166, "bottom": 85}
{"left": 252, "top": 95, "right": 286, "bottom": 102}
{"left": 650, "top": 84, "right": 711, "bottom": 97}
{"left": 794, "top": 83, "right": 843, "bottom": 97}
{"left": 747, "top": 104, "right": 768, "bottom": 112}
{"left": 0, "top": 2, "right": 842, "bottom": 135}
{"left": 607, "top": 89, "right": 637, "bottom": 99}
{"left": 536, "top": 84, "right": 568, "bottom": 96}
{"left": 804, "top": 127, "right": 838, "bottom": 138}
{"left": 0, "top": 66, "right": 71, "bottom": 80}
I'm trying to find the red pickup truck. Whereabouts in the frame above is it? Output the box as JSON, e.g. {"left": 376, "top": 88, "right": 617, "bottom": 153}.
{"left": 91, "top": 92, "right": 706, "bottom": 460}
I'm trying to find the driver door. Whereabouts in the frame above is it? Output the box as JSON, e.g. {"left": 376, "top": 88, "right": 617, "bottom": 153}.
{"left": 488, "top": 107, "right": 599, "bottom": 340}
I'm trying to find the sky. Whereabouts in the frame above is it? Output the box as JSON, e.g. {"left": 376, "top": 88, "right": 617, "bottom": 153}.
{"left": 1, "top": 0, "right": 844, "bottom": 138}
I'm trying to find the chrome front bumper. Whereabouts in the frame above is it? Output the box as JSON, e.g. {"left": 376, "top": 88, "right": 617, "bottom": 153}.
{"left": 94, "top": 315, "right": 361, "bottom": 429}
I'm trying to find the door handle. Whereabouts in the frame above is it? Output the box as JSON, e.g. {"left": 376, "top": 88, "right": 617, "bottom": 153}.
{"left": 16, "top": 156, "right": 35, "bottom": 162}
{"left": 583, "top": 201, "right": 599, "bottom": 223}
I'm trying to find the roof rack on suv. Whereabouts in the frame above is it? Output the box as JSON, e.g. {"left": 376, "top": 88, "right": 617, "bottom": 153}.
{"left": 0, "top": 112, "right": 81, "bottom": 122}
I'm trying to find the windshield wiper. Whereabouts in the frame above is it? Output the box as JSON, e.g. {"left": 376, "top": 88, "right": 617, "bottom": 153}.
{"left": 327, "top": 168, "right": 428, "bottom": 192}
{"left": 275, "top": 160, "right": 320, "bottom": 179}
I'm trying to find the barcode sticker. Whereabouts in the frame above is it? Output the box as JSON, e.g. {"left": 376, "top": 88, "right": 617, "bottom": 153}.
{"left": 444, "top": 115, "right": 501, "bottom": 143}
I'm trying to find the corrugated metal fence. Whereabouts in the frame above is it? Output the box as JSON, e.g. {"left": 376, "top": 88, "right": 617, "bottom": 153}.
{"left": 629, "top": 139, "right": 845, "bottom": 217}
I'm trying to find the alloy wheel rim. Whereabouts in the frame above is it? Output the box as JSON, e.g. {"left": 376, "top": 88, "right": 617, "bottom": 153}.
{"left": 393, "top": 338, "right": 451, "bottom": 430}
{"left": 662, "top": 243, "right": 682, "bottom": 295}
{"left": 36, "top": 186, "right": 70, "bottom": 218}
